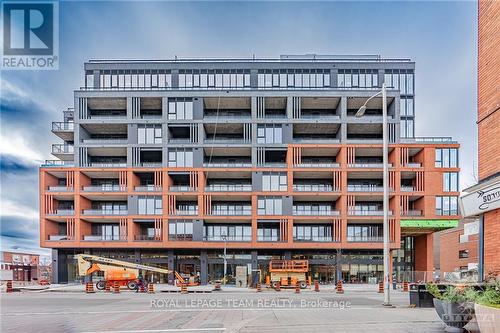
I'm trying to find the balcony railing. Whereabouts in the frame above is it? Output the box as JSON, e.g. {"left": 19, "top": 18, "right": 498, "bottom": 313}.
{"left": 135, "top": 186, "right": 162, "bottom": 192}
{"left": 42, "top": 160, "right": 74, "bottom": 167}
{"left": 203, "top": 162, "right": 252, "bottom": 168}
{"left": 405, "top": 163, "right": 422, "bottom": 168}
{"left": 348, "top": 163, "right": 393, "bottom": 168}
{"left": 134, "top": 235, "right": 162, "bottom": 241}
{"left": 82, "top": 209, "right": 128, "bottom": 215}
{"left": 347, "top": 185, "right": 385, "bottom": 192}
{"left": 401, "top": 136, "right": 455, "bottom": 143}
{"left": 347, "top": 236, "right": 383, "bottom": 242}
{"left": 82, "top": 139, "right": 128, "bottom": 144}
{"left": 292, "top": 208, "right": 339, "bottom": 216}
{"left": 204, "top": 236, "right": 252, "bottom": 242}
{"left": 299, "top": 114, "right": 340, "bottom": 120}
{"left": 48, "top": 235, "right": 70, "bottom": 241}
{"left": 401, "top": 210, "right": 423, "bottom": 216}
{"left": 294, "top": 236, "right": 333, "bottom": 242}
{"left": 48, "top": 209, "right": 74, "bottom": 216}
{"left": 204, "top": 114, "right": 251, "bottom": 119}
{"left": 173, "top": 209, "right": 198, "bottom": 216}
{"left": 47, "top": 186, "right": 73, "bottom": 192}
{"left": 294, "top": 162, "right": 340, "bottom": 168}
{"left": 206, "top": 184, "right": 252, "bottom": 192}
{"left": 348, "top": 209, "right": 393, "bottom": 216}
{"left": 83, "top": 185, "right": 125, "bottom": 192}
{"left": 141, "top": 162, "right": 163, "bottom": 167}
{"left": 293, "top": 184, "right": 333, "bottom": 192}
{"left": 168, "top": 138, "right": 192, "bottom": 143}
{"left": 401, "top": 186, "right": 416, "bottom": 192}
{"left": 204, "top": 138, "right": 250, "bottom": 144}
{"left": 82, "top": 235, "right": 123, "bottom": 241}
{"left": 169, "top": 185, "right": 194, "bottom": 192}
{"left": 209, "top": 208, "right": 252, "bottom": 216}
{"left": 52, "top": 122, "right": 74, "bottom": 131}
{"left": 89, "top": 163, "right": 127, "bottom": 168}
{"left": 52, "top": 144, "right": 74, "bottom": 154}
{"left": 293, "top": 138, "right": 340, "bottom": 143}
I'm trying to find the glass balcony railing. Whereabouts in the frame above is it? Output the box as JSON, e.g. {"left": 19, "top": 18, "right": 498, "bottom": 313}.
{"left": 135, "top": 185, "right": 162, "bottom": 192}
{"left": 204, "top": 138, "right": 250, "bottom": 144}
{"left": 89, "top": 162, "right": 127, "bottom": 168}
{"left": 204, "top": 235, "right": 252, "bottom": 242}
{"left": 203, "top": 162, "right": 252, "bottom": 168}
{"left": 82, "top": 138, "right": 128, "bottom": 144}
{"left": 42, "top": 160, "right": 74, "bottom": 167}
{"left": 48, "top": 235, "right": 70, "bottom": 241}
{"left": 52, "top": 122, "right": 74, "bottom": 131}
{"left": 47, "top": 209, "right": 74, "bottom": 216}
{"left": 347, "top": 184, "right": 386, "bottom": 192}
{"left": 293, "top": 184, "right": 333, "bottom": 192}
{"left": 292, "top": 208, "right": 339, "bottom": 216}
{"left": 205, "top": 184, "right": 252, "bottom": 192}
{"left": 173, "top": 208, "right": 198, "bottom": 216}
{"left": 169, "top": 185, "right": 194, "bottom": 192}
{"left": 401, "top": 210, "right": 422, "bottom": 216}
{"left": 348, "top": 209, "right": 393, "bottom": 216}
{"left": 347, "top": 236, "right": 383, "bottom": 242}
{"left": 294, "top": 162, "right": 339, "bottom": 168}
{"left": 82, "top": 235, "right": 122, "bottom": 241}
{"left": 83, "top": 185, "right": 125, "bottom": 192}
{"left": 405, "top": 163, "right": 422, "bottom": 168}
{"left": 401, "top": 186, "right": 416, "bottom": 192}
{"left": 348, "top": 163, "right": 393, "bottom": 168}
{"left": 134, "top": 235, "right": 161, "bottom": 241}
{"left": 51, "top": 144, "right": 74, "bottom": 154}
{"left": 47, "top": 186, "right": 73, "bottom": 192}
{"left": 294, "top": 236, "right": 333, "bottom": 242}
{"left": 82, "top": 209, "right": 128, "bottom": 215}
{"left": 209, "top": 207, "right": 252, "bottom": 216}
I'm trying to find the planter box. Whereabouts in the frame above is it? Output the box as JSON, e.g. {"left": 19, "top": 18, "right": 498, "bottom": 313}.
{"left": 475, "top": 303, "right": 500, "bottom": 333}
{"left": 433, "top": 298, "right": 474, "bottom": 332}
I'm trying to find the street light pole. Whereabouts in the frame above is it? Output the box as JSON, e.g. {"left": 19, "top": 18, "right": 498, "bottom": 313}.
{"left": 355, "top": 83, "right": 391, "bottom": 306}
{"left": 222, "top": 234, "right": 227, "bottom": 286}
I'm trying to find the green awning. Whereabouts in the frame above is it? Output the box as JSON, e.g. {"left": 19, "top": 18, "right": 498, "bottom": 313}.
{"left": 400, "top": 219, "right": 458, "bottom": 229}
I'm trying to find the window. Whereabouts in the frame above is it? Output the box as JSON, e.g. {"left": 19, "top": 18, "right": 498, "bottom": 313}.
{"left": 91, "top": 224, "right": 120, "bottom": 240}
{"left": 257, "top": 196, "right": 283, "bottom": 215}
{"left": 204, "top": 225, "right": 251, "bottom": 241}
{"left": 257, "top": 69, "right": 329, "bottom": 88}
{"left": 443, "top": 172, "right": 459, "bottom": 192}
{"left": 337, "top": 69, "right": 378, "bottom": 88}
{"left": 435, "top": 148, "right": 459, "bottom": 168}
{"left": 384, "top": 69, "right": 414, "bottom": 95}
{"left": 257, "top": 124, "right": 282, "bottom": 143}
{"left": 459, "top": 250, "right": 469, "bottom": 259}
{"left": 435, "top": 196, "right": 458, "bottom": 215}
{"left": 346, "top": 225, "right": 383, "bottom": 242}
{"left": 138, "top": 124, "right": 162, "bottom": 144}
{"left": 293, "top": 225, "right": 332, "bottom": 242}
{"left": 168, "top": 99, "right": 193, "bottom": 120}
{"left": 138, "top": 196, "right": 162, "bottom": 215}
{"left": 400, "top": 98, "right": 415, "bottom": 117}
{"left": 168, "top": 148, "right": 193, "bottom": 167}
{"left": 262, "top": 172, "right": 287, "bottom": 191}
{"left": 168, "top": 220, "right": 193, "bottom": 241}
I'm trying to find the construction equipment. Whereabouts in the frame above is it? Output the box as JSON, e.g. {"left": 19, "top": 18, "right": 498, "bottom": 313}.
{"left": 76, "top": 254, "right": 198, "bottom": 290}
{"left": 269, "top": 260, "right": 309, "bottom": 289}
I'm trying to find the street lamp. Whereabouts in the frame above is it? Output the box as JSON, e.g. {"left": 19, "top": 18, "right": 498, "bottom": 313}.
{"left": 355, "top": 82, "right": 391, "bottom": 306}
{"left": 221, "top": 234, "right": 227, "bottom": 286}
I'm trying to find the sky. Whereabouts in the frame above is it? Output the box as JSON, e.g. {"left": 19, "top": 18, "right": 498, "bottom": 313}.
{"left": 0, "top": 0, "right": 478, "bottom": 258}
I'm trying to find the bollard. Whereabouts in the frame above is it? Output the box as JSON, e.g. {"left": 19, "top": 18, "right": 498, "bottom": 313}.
{"left": 402, "top": 281, "right": 409, "bottom": 292}
{"left": 105, "top": 281, "right": 111, "bottom": 292}
{"left": 113, "top": 281, "right": 120, "bottom": 294}
{"left": 256, "top": 283, "right": 262, "bottom": 292}
{"left": 295, "top": 281, "right": 300, "bottom": 294}
{"left": 181, "top": 283, "right": 188, "bottom": 294}
{"left": 6, "top": 280, "right": 13, "bottom": 293}
{"left": 275, "top": 282, "right": 281, "bottom": 292}
{"left": 378, "top": 281, "right": 384, "bottom": 293}
{"left": 148, "top": 283, "right": 155, "bottom": 294}
{"left": 336, "top": 281, "right": 344, "bottom": 294}
{"left": 314, "top": 280, "right": 319, "bottom": 292}
{"left": 85, "top": 281, "right": 95, "bottom": 294}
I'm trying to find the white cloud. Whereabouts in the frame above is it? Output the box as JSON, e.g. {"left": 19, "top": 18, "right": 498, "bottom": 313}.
{"left": 0, "top": 132, "right": 45, "bottom": 164}
{"left": 0, "top": 199, "right": 39, "bottom": 220}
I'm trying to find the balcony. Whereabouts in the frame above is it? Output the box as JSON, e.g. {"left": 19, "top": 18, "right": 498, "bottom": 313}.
{"left": 89, "top": 162, "right": 127, "bottom": 168}
{"left": 348, "top": 209, "right": 393, "bottom": 216}
{"left": 82, "top": 209, "right": 128, "bottom": 215}
{"left": 204, "top": 235, "right": 252, "bottom": 242}
{"left": 82, "top": 138, "right": 128, "bottom": 144}
{"left": 174, "top": 208, "right": 198, "bottom": 216}
{"left": 48, "top": 235, "right": 70, "bottom": 241}
{"left": 135, "top": 185, "right": 162, "bottom": 192}
{"left": 134, "top": 235, "right": 162, "bottom": 241}
{"left": 294, "top": 236, "right": 333, "bottom": 242}
{"left": 209, "top": 207, "right": 252, "bottom": 216}
{"left": 292, "top": 207, "right": 339, "bottom": 216}
{"left": 401, "top": 186, "right": 416, "bottom": 192}
{"left": 169, "top": 185, "right": 194, "bottom": 192}
{"left": 51, "top": 144, "right": 74, "bottom": 160}
{"left": 82, "top": 235, "right": 122, "bottom": 241}
{"left": 294, "top": 162, "right": 339, "bottom": 168}
{"left": 347, "top": 184, "right": 386, "bottom": 192}
{"left": 404, "top": 163, "right": 422, "bottom": 168}
{"left": 347, "top": 236, "right": 383, "bottom": 242}
{"left": 42, "top": 160, "right": 74, "bottom": 167}
{"left": 348, "top": 163, "right": 392, "bottom": 168}
{"left": 47, "top": 186, "right": 73, "bottom": 192}
{"left": 293, "top": 184, "right": 333, "bottom": 192}
{"left": 293, "top": 137, "right": 340, "bottom": 143}
{"left": 140, "top": 162, "right": 163, "bottom": 167}
{"left": 205, "top": 184, "right": 252, "bottom": 192}
{"left": 47, "top": 209, "right": 74, "bottom": 216}
{"left": 204, "top": 138, "right": 250, "bottom": 144}
{"left": 83, "top": 185, "right": 125, "bottom": 192}
{"left": 401, "top": 210, "right": 422, "bottom": 216}
{"left": 203, "top": 161, "right": 252, "bottom": 168}
{"left": 52, "top": 122, "right": 74, "bottom": 131}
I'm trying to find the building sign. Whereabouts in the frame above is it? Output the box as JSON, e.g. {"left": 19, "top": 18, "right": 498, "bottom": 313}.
{"left": 460, "top": 178, "right": 500, "bottom": 217}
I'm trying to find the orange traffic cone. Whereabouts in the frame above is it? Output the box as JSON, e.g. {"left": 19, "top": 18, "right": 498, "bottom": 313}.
{"left": 256, "top": 283, "right": 262, "bottom": 292}
{"left": 295, "top": 282, "right": 300, "bottom": 294}
{"left": 378, "top": 281, "right": 384, "bottom": 293}
{"left": 181, "top": 283, "right": 188, "bottom": 294}
{"left": 85, "top": 282, "right": 95, "bottom": 294}
{"left": 6, "top": 280, "right": 13, "bottom": 293}
{"left": 105, "top": 281, "right": 111, "bottom": 292}
{"left": 336, "top": 281, "right": 344, "bottom": 294}
{"left": 402, "top": 281, "right": 409, "bottom": 292}
{"left": 113, "top": 281, "right": 120, "bottom": 294}
{"left": 314, "top": 280, "right": 319, "bottom": 292}
{"left": 148, "top": 283, "right": 155, "bottom": 294}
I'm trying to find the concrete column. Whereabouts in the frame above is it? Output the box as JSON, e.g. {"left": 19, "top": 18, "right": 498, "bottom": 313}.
{"left": 167, "top": 250, "right": 175, "bottom": 285}
{"left": 251, "top": 251, "right": 258, "bottom": 270}
{"left": 51, "top": 249, "right": 59, "bottom": 284}
{"left": 336, "top": 249, "right": 342, "bottom": 282}
{"left": 200, "top": 251, "right": 208, "bottom": 285}
{"left": 414, "top": 233, "right": 434, "bottom": 282}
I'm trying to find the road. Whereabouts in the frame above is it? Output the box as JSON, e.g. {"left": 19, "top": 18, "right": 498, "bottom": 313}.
{"left": 1, "top": 288, "right": 446, "bottom": 333}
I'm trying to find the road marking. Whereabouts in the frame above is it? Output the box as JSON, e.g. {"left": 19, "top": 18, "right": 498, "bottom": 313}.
{"left": 81, "top": 329, "right": 225, "bottom": 333}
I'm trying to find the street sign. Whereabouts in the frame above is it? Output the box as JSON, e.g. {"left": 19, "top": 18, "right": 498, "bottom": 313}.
{"left": 460, "top": 178, "right": 500, "bottom": 217}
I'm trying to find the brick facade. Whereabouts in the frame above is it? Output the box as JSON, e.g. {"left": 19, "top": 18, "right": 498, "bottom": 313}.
{"left": 439, "top": 226, "right": 479, "bottom": 277}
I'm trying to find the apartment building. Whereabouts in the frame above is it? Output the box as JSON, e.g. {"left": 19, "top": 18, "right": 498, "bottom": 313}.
{"left": 40, "top": 55, "right": 460, "bottom": 284}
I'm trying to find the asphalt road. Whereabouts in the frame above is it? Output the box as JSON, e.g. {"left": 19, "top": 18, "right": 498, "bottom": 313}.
{"left": 1, "top": 289, "right": 446, "bottom": 333}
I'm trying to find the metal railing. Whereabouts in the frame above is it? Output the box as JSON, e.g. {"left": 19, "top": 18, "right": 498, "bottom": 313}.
{"left": 294, "top": 162, "right": 340, "bottom": 168}
{"left": 52, "top": 144, "right": 74, "bottom": 154}
{"left": 293, "top": 138, "right": 340, "bottom": 143}
{"left": 348, "top": 163, "right": 393, "bottom": 168}
{"left": 348, "top": 209, "right": 393, "bottom": 216}
{"left": 204, "top": 114, "right": 251, "bottom": 119}
{"left": 203, "top": 162, "right": 252, "bottom": 168}
{"left": 52, "top": 122, "right": 74, "bottom": 131}
{"left": 48, "top": 209, "right": 74, "bottom": 216}
{"left": 82, "top": 209, "right": 128, "bottom": 215}
{"left": 204, "top": 236, "right": 252, "bottom": 242}
{"left": 299, "top": 114, "right": 340, "bottom": 119}
{"left": 209, "top": 208, "right": 252, "bottom": 216}
{"left": 135, "top": 186, "right": 162, "bottom": 192}
{"left": 88, "top": 114, "right": 127, "bottom": 119}
{"left": 204, "top": 138, "right": 250, "bottom": 144}
{"left": 169, "top": 186, "right": 194, "bottom": 192}
{"left": 294, "top": 236, "right": 333, "bottom": 242}
{"left": 405, "top": 163, "right": 422, "bottom": 168}
{"left": 82, "top": 235, "right": 123, "bottom": 241}
{"left": 168, "top": 138, "right": 193, "bottom": 143}
{"left": 293, "top": 184, "right": 333, "bottom": 192}
{"left": 83, "top": 185, "right": 125, "bottom": 192}
{"left": 347, "top": 184, "right": 386, "bottom": 192}
{"left": 89, "top": 163, "right": 127, "bottom": 168}
{"left": 47, "top": 186, "right": 73, "bottom": 192}
{"left": 347, "top": 236, "right": 383, "bottom": 242}
{"left": 42, "top": 160, "right": 74, "bottom": 167}
{"left": 134, "top": 235, "right": 162, "bottom": 241}
{"left": 205, "top": 184, "right": 252, "bottom": 192}
{"left": 173, "top": 209, "right": 198, "bottom": 216}
{"left": 401, "top": 136, "right": 456, "bottom": 143}
{"left": 292, "top": 208, "right": 339, "bottom": 216}
{"left": 401, "top": 210, "right": 423, "bottom": 216}
{"left": 401, "top": 186, "right": 416, "bottom": 192}
{"left": 141, "top": 162, "right": 162, "bottom": 167}
{"left": 82, "top": 139, "right": 127, "bottom": 144}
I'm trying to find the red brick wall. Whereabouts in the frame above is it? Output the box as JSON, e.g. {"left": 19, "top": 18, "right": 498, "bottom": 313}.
{"left": 483, "top": 209, "right": 500, "bottom": 275}
{"left": 440, "top": 228, "right": 479, "bottom": 275}
{"left": 478, "top": 0, "right": 500, "bottom": 180}
{"left": 415, "top": 234, "right": 433, "bottom": 281}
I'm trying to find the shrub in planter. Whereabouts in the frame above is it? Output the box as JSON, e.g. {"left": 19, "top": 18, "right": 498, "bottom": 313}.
{"left": 426, "top": 283, "right": 475, "bottom": 332}
{"left": 474, "top": 280, "right": 500, "bottom": 333}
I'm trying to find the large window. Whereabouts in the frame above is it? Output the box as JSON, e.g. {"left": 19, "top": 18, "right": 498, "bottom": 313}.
{"left": 204, "top": 225, "right": 252, "bottom": 241}
{"left": 257, "top": 124, "right": 282, "bottom": 144}
{"left": 168, "top": 220, "right": 193, "bottom": 241}
{"left": 97, "top": 70, "right": 171, "bottom": 90}
{"left": 138, "top": 124, "right": 162, "bottom": 144}
{"left": 258, "top": 69, "right": 330, "bottom": 88}
{"left": 435, "top": 148, "right": 459, "bottom": 168}
{"left": 168, "top": 99, "right": 193, "bottom": 120}
{"left": 168, "top": 148, "right": 193, "bottom": 167}
{"left": 257, "top": 224, "right": 279, "bottom": 242}
{"left": 293, "top": 225, "right": 332, "bottom": 242}
{"left": 399, "top": 97, "right": 414, "bottom": 117}
{"left": 257, "top": 196, "right": 283, "bottom": 215}
{"left": 91, "top": 224, "right": 120, "bottom": 240}
{"left": 401, "top": 119, "right": 414, "bottom": 138}
{"left": 435, "top": 196, "right": 458, "bottom": 215}
{"left": 262, "top": 172, "right": 287, "bottom": 191}
{"left": 138, "top": 196, "right": 162, "bottom": 215}
{"left": 443, "top": 172, "right": 459, "bottom": 192}
{"left": 384, "top": 69, "right": 414, "bottom": 95}
{"left": 347, "top": 225, "right": 383, "bottom": 242}
{"left": 179, "top": 69, "right": 250, "bottom": 89}
{"left": 337, "top": 69, "right": 378, "bottom": 88}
